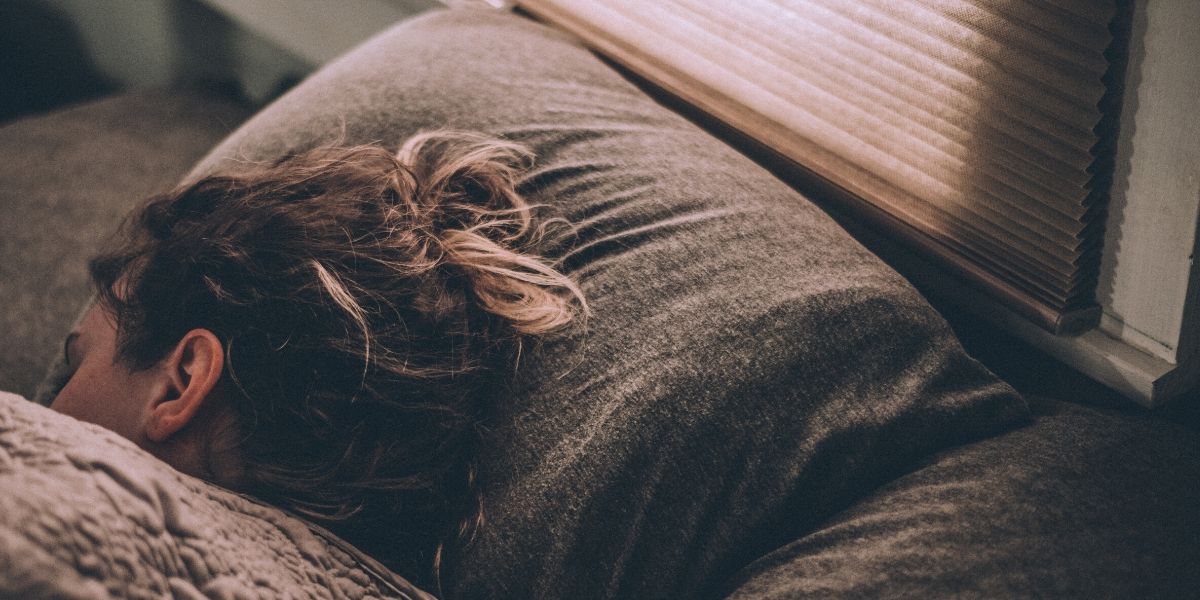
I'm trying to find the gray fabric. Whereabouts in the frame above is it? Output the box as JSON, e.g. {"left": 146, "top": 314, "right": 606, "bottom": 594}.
{"left": 722, "top": 396, "right": 1200, "bottom": 599}
{"left": 189, "top": 9, "right": 1029, "bottom": 598}
{"left": 0, "top": 391, "right": 433, "bottom": 599}
{"left": 0, "top": 89, "right": 250, "bottom": 401}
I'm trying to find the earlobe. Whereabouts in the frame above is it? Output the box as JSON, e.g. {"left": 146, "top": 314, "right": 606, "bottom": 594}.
{"left": 145, "top": 329, "right": 224, "bottom": 443}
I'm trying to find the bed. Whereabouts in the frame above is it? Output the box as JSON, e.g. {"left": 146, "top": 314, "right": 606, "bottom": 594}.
{"left": 2, "top": 7, "right": 1197, "bottom": 599}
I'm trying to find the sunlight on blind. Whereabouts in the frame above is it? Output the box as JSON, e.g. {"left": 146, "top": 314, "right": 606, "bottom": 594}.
{"left": 517, "top": 0, "right": 1121, "bottom": 333}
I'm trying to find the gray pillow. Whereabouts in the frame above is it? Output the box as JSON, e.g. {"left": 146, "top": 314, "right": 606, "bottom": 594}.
{"left": 722, "top": 396, "right": 1200, "bottom": 599}
{"left": 72, "top": 7, "right": 1031, "bottom": 598}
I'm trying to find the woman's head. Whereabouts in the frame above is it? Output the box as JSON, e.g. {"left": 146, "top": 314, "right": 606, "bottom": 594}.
{"left": 50, "top": 131, "right": 589, "bottom": 585}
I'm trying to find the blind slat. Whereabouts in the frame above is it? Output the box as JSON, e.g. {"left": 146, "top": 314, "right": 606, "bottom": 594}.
{"left": 684, "top": 0, "right": 1102, "bottom": 170}
{"left": 808, "top": 0, "right": 1108, "bottom": 112}
{"left": 777, "top": 0, "right": 1104, "bottom": 146}
{"left": 518, "top": 0, "right": 1121, "bottom": 331}
{"left": 901, "top": 0, "right": 1109, "bottom": 72}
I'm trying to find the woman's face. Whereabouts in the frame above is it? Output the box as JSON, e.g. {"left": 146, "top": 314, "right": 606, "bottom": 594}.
{"left": 50, "top": 303, "right": 158, "bottom": 445}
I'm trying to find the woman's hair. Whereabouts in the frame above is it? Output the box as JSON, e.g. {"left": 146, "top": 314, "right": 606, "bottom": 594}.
{"left": 88, "top": 131, "right": 589, "bottom": 590}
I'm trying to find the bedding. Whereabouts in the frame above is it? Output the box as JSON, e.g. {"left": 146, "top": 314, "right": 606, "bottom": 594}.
{"left": 722, "top": 396, "right": 1200, "bottom": 598}
{"left": 9, "top": 6, "right": 1199, "bottom": 600}
{"left": 182, "top": 8, "right": 1029, "bottom": 598}
{"left": 0, "top": 391, "right": 432, "bottom": 599}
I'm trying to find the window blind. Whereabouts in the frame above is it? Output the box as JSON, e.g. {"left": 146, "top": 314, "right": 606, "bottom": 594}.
{"left": 516, "top": 0, "right": 1123, "bottom": 334}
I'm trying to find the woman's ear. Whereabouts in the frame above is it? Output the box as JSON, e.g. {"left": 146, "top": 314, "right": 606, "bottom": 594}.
{"left": 145, "top": 329, "right": 224, "bottom": 443}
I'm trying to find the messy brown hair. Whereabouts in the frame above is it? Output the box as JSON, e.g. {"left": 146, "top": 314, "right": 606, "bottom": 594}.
{"left": 88, "top": 131, "right": 589, "bottom": 591}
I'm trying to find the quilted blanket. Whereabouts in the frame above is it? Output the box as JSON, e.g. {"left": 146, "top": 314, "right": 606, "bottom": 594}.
{"left": 0, "top": 391, "right": 433, "bottom": 600}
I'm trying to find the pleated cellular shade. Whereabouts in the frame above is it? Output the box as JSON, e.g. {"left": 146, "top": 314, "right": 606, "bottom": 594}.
{"left": 517, "top": 0, "right": 1122, "bottom": 333}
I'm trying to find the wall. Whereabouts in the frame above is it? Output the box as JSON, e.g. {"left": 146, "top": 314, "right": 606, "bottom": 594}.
{"left": 1098, "top": 0, "right": 1200, "bottom": 365}
{"left": 198, "top": 0, "right": 438, "bottom": 67}
{"left": 21, "top": 0, "right": 439, "bottom": 106}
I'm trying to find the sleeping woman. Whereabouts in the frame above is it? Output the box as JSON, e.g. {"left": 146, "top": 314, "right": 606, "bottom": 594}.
{"left": 48, "top": 131, "right": 590, "bottom": 592}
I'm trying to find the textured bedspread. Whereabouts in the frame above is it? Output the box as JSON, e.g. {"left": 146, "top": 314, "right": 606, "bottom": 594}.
{"left": 0, "top": 392, "right": 432, "bottom": 600}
